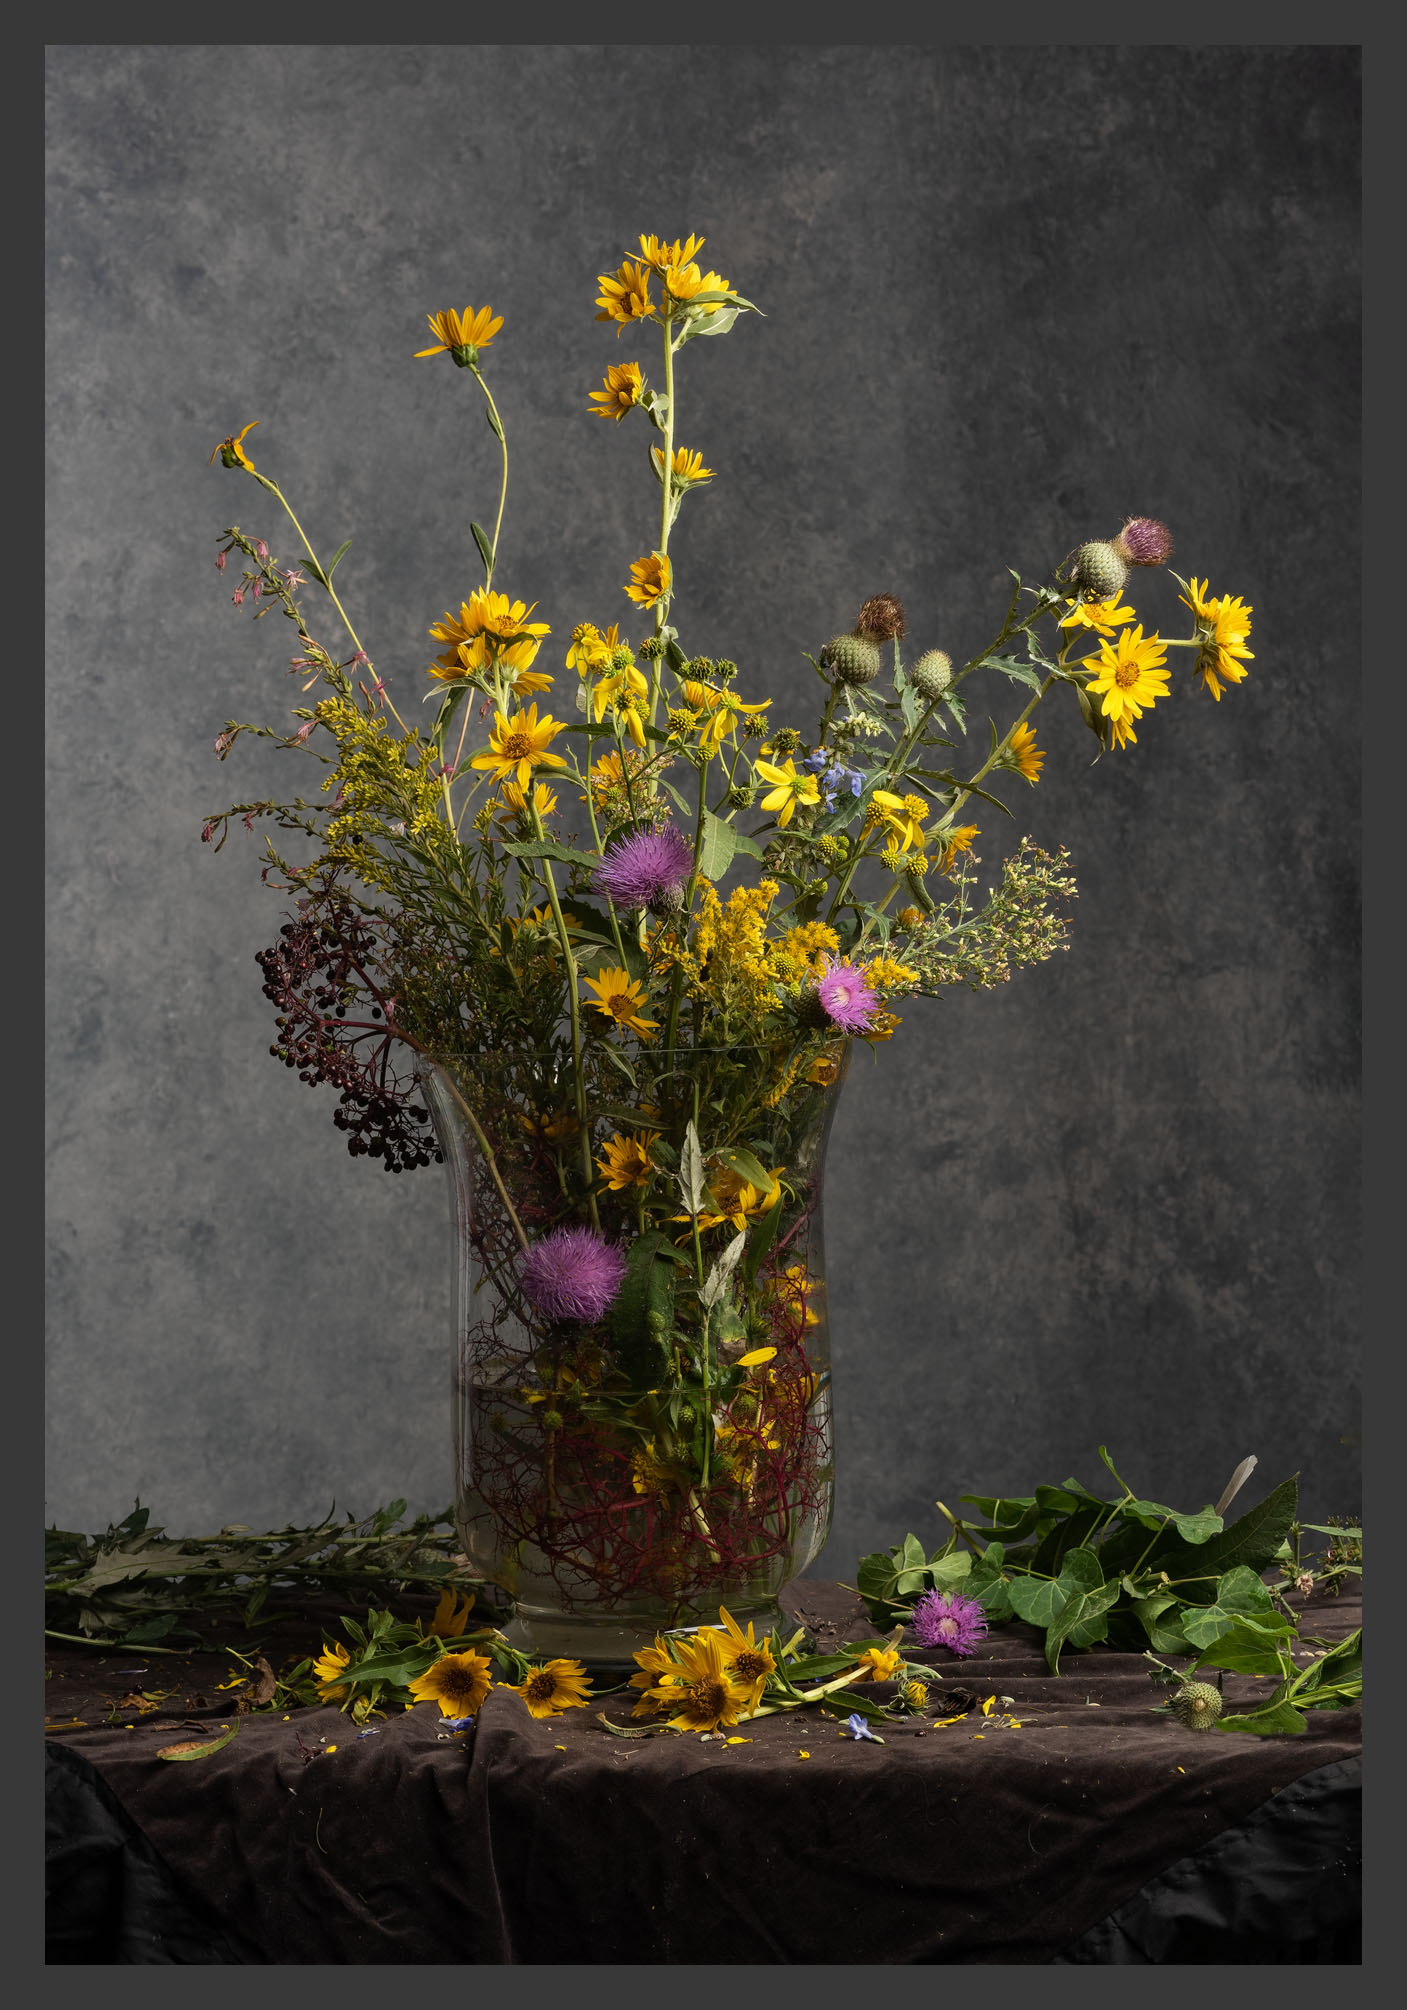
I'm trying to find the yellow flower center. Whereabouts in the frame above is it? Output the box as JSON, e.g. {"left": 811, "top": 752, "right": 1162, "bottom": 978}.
{"left": 440, "top": 1667, "right": 482, "bottom": 1704}
{"left": 902, "top": 795, "right": 927, "bottom": 821}
{"left": 687, "top": 1676, "right": 730, "bottom": 1720}
{"left": 607, "top": 993, "right": 636, "bottom": 1022}
{"left": 730, "top": 1649, "right": 769, "bottom": 1684}
{"left": 524, "top": 1670, "right": 558, "bottom": 1706}
{"left": 501, "top": 728, "right": 536, "bottom": 760}
{"left": 1114, "top": 660, "right": 1141, "bottom": 689}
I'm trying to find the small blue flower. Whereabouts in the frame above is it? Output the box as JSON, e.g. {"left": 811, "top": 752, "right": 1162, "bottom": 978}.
{"left": 846, "top": 1712, "right": 884, "bottom": 1742}
{"left": 802, "top": 750, "right": 866, "bottom": 811}
{"left": 436, "top": 1715, "right": 476, "bottom": 1737}
{"left": 356, "top": 1726, "right": 381, "bottom": 1738}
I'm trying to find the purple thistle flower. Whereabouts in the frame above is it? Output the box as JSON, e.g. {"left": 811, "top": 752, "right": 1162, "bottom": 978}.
{"left": 911, "top": 1590, "right": 989, "bottom": 1658}
{"left": 815, "top": 955, "right": 879, "bottom": 1033}
{"left": 595, "top": 825, "right": 694, "bottom": 911}
{"left": 520, "top": 1227, "right": 627, "bottom": 1325}
{"left": 1112, "top": 516, "right": 1175, "bottom": 567}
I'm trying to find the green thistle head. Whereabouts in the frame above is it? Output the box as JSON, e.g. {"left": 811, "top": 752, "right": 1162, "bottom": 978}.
{"left": 820, "top": 632, "right": 883, "bottom": 686}
{"left": 910, "top": 650, "right": 953, "bottom": 702}
{"left": 1171, "top": 1681, "right": 1223, "bottom": 1731}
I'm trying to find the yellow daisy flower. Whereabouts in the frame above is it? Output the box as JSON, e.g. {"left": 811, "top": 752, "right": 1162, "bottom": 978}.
{"left": 596, "top": 1130, "right": 660, "bottom": 1190}
{"left": 938, "top": 824, "right": 979, "bottom": 874}
{"left": 407, "top": 1649, "right": 493, "bottom": 1718}
{"left": 635, "top": 233, "right": 706, "bottom": 272}
{"left": 595, "top": 260, "right": 655, "bottom": 330}
{"left": 710, "top": 1608, "right": 777, "bottom": 1713}
{"left": 209, "top": 420, "right": 259, "bottom": 472}
{"left": 754, "top": 756, "right": 821, "bottom": 828}
{"left": 583, "top": 966, "right": 659, "bottom": 1039}
{"left": 624, "top": 552, "right": 672, "bottom": 608}
{"left": 589, "top": 361, "right": 646, "bottom": 422}
{"left": 651, "top": 445, "right": 715, "bottom": 486}
{"left": 414, "top": 304, "right": 503, "bottom": 359}
{"left": 1181, "top": 577, "right": 1255, "bottom": 700}
{"left": 504, "top": 1659, "right": 593, "bottom": 1719}
{"left": 590, "top": 660, "right": 650, "bottom": 725}
{"left": 1059, "top": 595, "right": 1134, "bottom": 636}
{"left": 628, "top": 1634, "right": 685, "bottom": 1714}
{"left": 1081, "top": 624, "right": 1171, "bottom": 750}
{"left": 1006, "top": 721, "right": 1044, "bottom": 782}
{"left": 852, "top": 1645, "right": 903, "bottom": 1683}
{"left": 681, "top": 1163, "right": 785, "bottom": 1234}
{"left": 679, "top": 680, "right": 770, "bottom": 754}
{"left": 629, "top": 1441, "right": 674, "bottom": 1502}
{"left": 870, "top": 789, "right": 929, "bottom": 852}
{"left": 659, "top": 1630, "right": 756, "bottom": 1733}
{"left": 517, "top": 1105, "right": 580, "bottom": 1146}
{"left": 311, "top": 1640, "right": 352, "bottom": 1702}
{"left": 805, "top": 1051, "right": 842, "bottom": 1087}
{"left": 428, "top": 591, "right": 553, "bottom": 683}
{"left": 763, "top": 1261, "right": 820, "bottom": 1327}
{"left": 469, "top": 703, "right": 569, "bottom": 790}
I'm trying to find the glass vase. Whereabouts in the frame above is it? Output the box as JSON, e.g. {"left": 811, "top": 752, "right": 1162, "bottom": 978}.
{"left": 423, "top": 1041, "right": 847, "bottom": 1665}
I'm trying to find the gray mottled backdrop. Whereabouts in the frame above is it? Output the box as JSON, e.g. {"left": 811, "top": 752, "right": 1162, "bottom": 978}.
{"left": 46, "top": 45, "right": 1360, "bottom": 1570}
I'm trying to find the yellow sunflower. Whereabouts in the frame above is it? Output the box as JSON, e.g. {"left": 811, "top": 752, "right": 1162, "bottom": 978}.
{"left": 628, "top": 1633, "right": 684, "bottom": 1715}
{"left": 1059, "top": 594, "right": 1134, "bottom": 637}
{"left": 1080, "top": 624, "right": 1171, "bottom": 749}
{"left": 805, "top": 1051, "right": 843, "bottom": 1087}
{"left": 1181, "top": 577, "right": 1255, "bottom": 700}
{"left": 504, "top": 1659, "right": 593, "bottom": 1719}
{"left": 589, "top": 361, "right": 646, "bottom": 422}
{"left": 428, "top": 591, "right": 553, "bottom": 685}
{"left": 595, "top": 260, "right": 655, "bottom": 330}
{"left": 659, "top": 1629, "right": 756, "bottom": 1733}
{"left": 636, "top": 233, "right": 706, "bottom": 272}
{"left": 469, "top": 703, "right": 569, "bottom": 790}
{"left": 583, "top": 966, "right": 659, "bottom": 1039}
{"left": 709, "top": 1608, "right": 777, "bottom": 1712}
{"left": 679, "top": 680, "right": 770, "bottom": 754}
{"left": 651, "top": 445, "right": 715, "bottom": 486}
{"left": 419, "top": 1586, "right": 475, "bottom": 1640}
{"left": 566, "top": 622, "right": 608, "bottom": 672}
{"left": 209, "top": 420, "right": 259, "bottom": 472}
{"left": 312, "top": 1640, "right": 352, "bottom": 1702}
{"left": 662, "top": 263, "right": 735, "bottom": 313}
{"left": 624, "top": 552, "right": 672, "bottom": 608}
{"left": 596, "top": 1130, "right": 660, "bottom": 1190}
{"left": 590, "top": 659, "right": 651, "bottom": 728}
{"left": 496, "top": 780, "right": 559, "bottom": 822}
{"left": 414, "top": 304, "right": 503, "bottom": 359}
{"left": 938, "top": 824, "right": 979, "bottom": 874}
{"left": 754, "top": 756, "right": 821, "bottom": 828}
{"left": 407, "top": 1649, "right": 493, "bottom": 1718}
{"left": 852, "top": 1645, "right": 903, "bottom": 1683}
{"left": 680, "top": 1163, "right": 784, "bottom": 1234}
{"left": 1005, "top": 721, "right": 1045, "bottom": 782}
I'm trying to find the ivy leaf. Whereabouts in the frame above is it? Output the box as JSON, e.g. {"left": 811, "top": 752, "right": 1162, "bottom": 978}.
{"left": 1120, "top": 1500, "right": 1223, "bottom": 1544}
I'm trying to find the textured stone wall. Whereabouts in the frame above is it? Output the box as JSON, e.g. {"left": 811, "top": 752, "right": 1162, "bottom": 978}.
{"left": 46, "top": 45, "right": 1360, "bottom": 1568}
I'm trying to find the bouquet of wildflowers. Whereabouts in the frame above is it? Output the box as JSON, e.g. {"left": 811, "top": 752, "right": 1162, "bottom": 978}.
{"left": 205, "top": 231, "right": 1253, "bottom": 1632}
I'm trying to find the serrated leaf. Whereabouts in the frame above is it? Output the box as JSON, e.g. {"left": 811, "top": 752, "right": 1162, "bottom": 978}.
{"left": 982, "top": 654, "right": 1044, "bottom": 692}
{"left": 1215, "top": 1700, "right": 1308, "bottom": 1737}
{"left": 1005, "top": 1576, "right": 1069, "bottom": 1629}
{"left": 1156, "top": 1474, "right": 1300, "bottom": 1594}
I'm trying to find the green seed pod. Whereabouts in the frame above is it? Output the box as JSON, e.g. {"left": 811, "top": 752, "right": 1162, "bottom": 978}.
{"left": 1171, "top": 1681, "right": 1223, "bottom": 1731}
{"left": 1071, "top": 540, "right": 1130, "bottom": 602}
{"left": 639, "top": 635, "right": 667, "bottom": 660}
{"left": 725, "top": 783, "right": 756, "bottom": 811}
{"left": 910, "top": 650, "right": 953, "bottom": 702}
{"left": 541, "top": 1409, "right": 564, "bottom": 1431}
{"left": 820, "top": 632, "right": 883, "bottom": 686}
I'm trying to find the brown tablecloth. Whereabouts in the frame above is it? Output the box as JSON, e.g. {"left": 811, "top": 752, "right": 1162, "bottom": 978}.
{"left": 45, "top": 1582, "right": 1361, "bottom": 1964}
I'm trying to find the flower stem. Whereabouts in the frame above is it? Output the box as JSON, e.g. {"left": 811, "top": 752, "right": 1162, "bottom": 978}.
{"left": 470, "top": 366, "right": 509, "bottom": 588}
{"left": 529, "top": 805, "right": 600, "bottom": 1229}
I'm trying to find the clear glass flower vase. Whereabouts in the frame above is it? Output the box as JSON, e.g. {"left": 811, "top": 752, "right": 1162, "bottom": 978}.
{"left": 424, "top": 1043, "right": 846, "bottom": 1665}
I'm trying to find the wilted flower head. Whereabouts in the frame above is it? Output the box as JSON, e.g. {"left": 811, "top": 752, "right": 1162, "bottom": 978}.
{"left": 911, "top": 1590, "right": 989, "bottom": 1657}
{"left": 520, "top": 1227, "right": 627, "bottom": 1324}
{"left": 1112, "top": 516, "right": 1175, "bottom": 567}
{"left": 814, "top": 955, "right": 879, "bottom": 1033}
{"left": 854, "top": 593, "right": 906, "bottom": 642}
{"left": 595, "top": 825, "right": 694, "bottom": 911}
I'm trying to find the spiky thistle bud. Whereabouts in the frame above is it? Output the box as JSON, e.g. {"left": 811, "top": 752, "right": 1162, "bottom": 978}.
{"left": 820, "top": 632, "right": 883, "bottom": 686}
{"left": 771, "top": 726, "right": 802, "bottom": 755}
{"left": 686, "top": 656, "right": 715, "bottom": 678}
{"left": 646, "top": 882, "right": 686, "bottom": 920}
{"left": 1067, "top": 540, "right": 1130, "bottom": 602}
{"left": 541, "top": 1408, "right": 564, "bottom": 1431}
{"left": 1171, "top": 1681, "right": 1223, "bottom": 1731}
{"left": 638, "top": 635, "right": 666, "bottom": 660}
{"left": 855, "top": 593, "right": 906, "bottom": 642}
{"left": 714, "top": 658, "right": 739, "bottom": 681}
{"left": 910, "top": 650, "right": 953, "bottom": 702}
{"left": 794, "top": 987, "right": 832, "bottom": 1030}
{"left": 1112, "top": 516, "right": 1174, "bottom": 567}
{"left": 725, "top": 783, "right": 755, "bottom": 810}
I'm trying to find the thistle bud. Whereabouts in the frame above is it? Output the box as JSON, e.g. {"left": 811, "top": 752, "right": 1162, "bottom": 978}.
{"left": 541, "top": 1408, "right": 564, "bottom": 1431}
{"left": 854, "top": 593, "right": 906, "bottom": 642}
{"left": 725, "top": 783, "right": 756, "bottom": 810}
{"left": 1112, "top": 516, "right": 1174, "bottom": 567}
{"left": 646, "top": 882, "right": 686, "bottom": 920}
{"left": 794, "top": 987, "right": 832, "bottom": 1030}
{"left": 1170, "top": 1681, "right": 1223, "bottom": 1731}
{"left": 1067, "top": 540, "right": 1130, "bottom": 602}
{"left": 639, "top": 635, "right": 667, "bottom": 660}
{"left": 820, "top": 632, "right": 883, "bottom": 686}
{"left": 910, "top": 650, "right": 953, "bottom": 702}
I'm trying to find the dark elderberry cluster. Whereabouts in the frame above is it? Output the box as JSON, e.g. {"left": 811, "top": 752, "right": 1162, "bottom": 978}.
{"left": 255, "top": 897, "right": 441, "bottom": 1174}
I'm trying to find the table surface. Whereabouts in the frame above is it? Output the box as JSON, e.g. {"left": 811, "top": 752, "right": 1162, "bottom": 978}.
{"left": 45, "top": 1580, "right": 1361, "bottom": 1964}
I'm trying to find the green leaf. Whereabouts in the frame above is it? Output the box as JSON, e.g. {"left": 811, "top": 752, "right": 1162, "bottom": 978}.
{"left": 301, "top": 556, "right": 330, "bottom": 589}
{"left": 1120, "top": 1501, "right": 1223, "bottom": 1545}
{"left": 982, "top": 654, "right": 1044, "bottom": 692}
{"left": 1216, "top": 1699, "right": 1308, "bottom": 1738}
{"left": 1155, "top": 1474, "right": 1299, "bottom": 1594}
{"left": 1132, "top": 1595, "right": 1189, "bottom": 1653}
{"left": 1291, "top": 1628, "right": 1361, "bottom": 1700}
{"left": 485, "top": 403, "right": 505, "bottom": 442}
{"left": 1006, "top": 1575, "right": 1069, "bottom": 1630}
{"left": 1187, "top": 1614, "right": 1296, "bottom": 1669}
{"left": 501, "top": 838, "right": 594, "bottom": 869}
{"left": 1040, "top": 1549, "right": 1115, "bottom": 1672}
{"left": 326, "top": 538, "right": 352, "bottom": 579}
{"left": 697, "top": 810, "right": 736, "bottom": 881}
{"left": 713, "top": 1145, "right": 774, "bottom": 1193}
{"left": 784, "top": 1653, "right": 863, "bottom": 1682}
{"left": 470, "top": 522, "right": 494, "bottom": 579}
{"left": 856, "top": 1552, "right": 900, "bottom": 1608}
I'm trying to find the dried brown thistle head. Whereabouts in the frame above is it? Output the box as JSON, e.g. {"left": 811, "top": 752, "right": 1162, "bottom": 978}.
{"left": 854, "top": 593, "right": 906, "bottom": 642}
